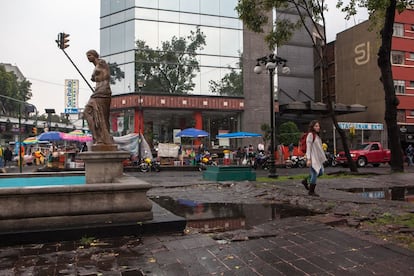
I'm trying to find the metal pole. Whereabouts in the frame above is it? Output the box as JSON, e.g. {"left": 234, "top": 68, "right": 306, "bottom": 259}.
{"left": 138, "top": 86, "right": 142, "bottom": 161}
{"left": 61, "top": 49, "right": 95, "bottom": 93}
{"left": 268, "top": 67, "right": 277, "bottom": 178}
{"left": 333, "top": 125, "right": 336, "bottom": 155}
{"left": 18, "top": 103, "right": 22, "bottom": 173}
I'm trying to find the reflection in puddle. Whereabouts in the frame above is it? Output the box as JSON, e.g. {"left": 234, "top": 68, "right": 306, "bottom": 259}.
{"left": 342, "top": 186, "right": 414, "bottom": 202}
{"left": 150, "top": 196, "right": 316, "bottom": 232}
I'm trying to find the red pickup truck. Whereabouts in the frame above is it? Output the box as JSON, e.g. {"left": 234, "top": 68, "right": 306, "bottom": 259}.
{"left": 336, "top": 142, "right": 391, "bottom": 167}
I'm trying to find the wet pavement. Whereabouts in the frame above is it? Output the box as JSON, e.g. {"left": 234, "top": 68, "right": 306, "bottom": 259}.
{"left": 1, "top": 165, "right": 414, "bottom": 275}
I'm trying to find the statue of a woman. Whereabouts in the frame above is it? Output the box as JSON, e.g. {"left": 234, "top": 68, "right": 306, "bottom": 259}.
{"left": 83, "top": 49, "right": 114, "bottom": 145}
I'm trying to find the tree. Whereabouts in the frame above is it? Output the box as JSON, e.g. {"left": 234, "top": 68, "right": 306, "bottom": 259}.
{"left": 279, "top": 121, "right": 301, "bottom": 146}
{"left": 209, "top": 55, "right": 243, "bottom": 96}
{"left": 337, "top": 0, "right": 405, "bottom": 172}
{"left": 260, "top": 123, "right": 271, "bottom": 150}
{"left": 135, "top": 27, "right": 206, "bottom": 94}
{"left": 0, "top": 65, "right": 32, "bottom": 117}
{"left": 108, "top": 62, "right": 125, "bottom": 85}
{"left": 236, "top": 0, "right": 358, "bottom": 172}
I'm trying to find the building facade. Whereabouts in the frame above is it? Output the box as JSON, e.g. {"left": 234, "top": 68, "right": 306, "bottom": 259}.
{"left": 334, "top": 8, "right": 414, "bottom": 148}
{"left": 101, "top": 0, "right": 317, "bottom": 147}
{"left": 101, "top": 0, "right": 244, "bottom": 146}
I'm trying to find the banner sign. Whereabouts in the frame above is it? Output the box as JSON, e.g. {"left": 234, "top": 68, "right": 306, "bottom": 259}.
{"left": 338, "top": 122, "right": 383, "bottom": 130}
{"left": 64, "top": 79, "right": 79, "bottom": 113}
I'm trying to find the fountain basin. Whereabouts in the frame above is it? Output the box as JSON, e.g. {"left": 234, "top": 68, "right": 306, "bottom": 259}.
{"left": 0, "top": 176, "right": 152, "bottom": 234}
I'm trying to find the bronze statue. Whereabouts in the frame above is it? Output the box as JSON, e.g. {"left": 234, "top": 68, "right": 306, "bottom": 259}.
{"left": 83, "top": 50, "right": 114, "bottom": 145}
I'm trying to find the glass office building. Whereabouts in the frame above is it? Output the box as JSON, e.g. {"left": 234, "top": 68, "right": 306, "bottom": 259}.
{"left": 100, "top": 0, "right": 245, "bottom": 144}
{"left": 100, "top": 0, "right": 243, "bottom": 97}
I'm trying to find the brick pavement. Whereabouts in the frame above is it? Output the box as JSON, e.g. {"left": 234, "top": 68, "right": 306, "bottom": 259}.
{"left": 1, "top": 167, "right": 414, "bottom": 275}
{"left": 1, "top": 216, "right": 413, "bottom": 275}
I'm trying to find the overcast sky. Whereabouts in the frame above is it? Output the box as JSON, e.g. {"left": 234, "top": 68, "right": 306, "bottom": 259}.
{"left": 0, "top": 0, "right": 368, "bottom": 116}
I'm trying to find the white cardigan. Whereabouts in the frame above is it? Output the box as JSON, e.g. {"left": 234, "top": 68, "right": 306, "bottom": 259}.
{"left": 305, "top": 132, "right": 327, "bottom": 173}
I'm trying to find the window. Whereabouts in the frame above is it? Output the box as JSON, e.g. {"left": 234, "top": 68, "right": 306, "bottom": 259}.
{"left": 394, "top": 80, "right": 406, "bottom": 94}
{"left": 393, "top": 23, "right": 404, "bottom": 37}
{"left": 410, "top": 81, "right": 414, "bottom": 88}
{"left": 411, "top": 25, "right": 414, "bottom": 31}
{"left": 391, "top": 51, "right": 404, "bottom": 64}
{"left": 410, "top": 52, "right": 414, "bottom": 59}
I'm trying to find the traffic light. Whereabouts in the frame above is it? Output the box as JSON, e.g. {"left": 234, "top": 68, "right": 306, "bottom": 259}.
{"left": 57, "top": 32, "right": 70, "bottom": 49}
{"left": 32, "top": 127, "right": 37, "bottom": 135}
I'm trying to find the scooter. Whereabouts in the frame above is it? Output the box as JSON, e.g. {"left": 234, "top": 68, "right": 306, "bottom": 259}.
{"left": 138, "top": 157, "right": 161, "bottom": 173}
{"left": 197, "top": 151, "right": 218, "bottom": 171}
{"left": 324, "top": 152, "right": 337, "bottom": 167}
{"left": 285, "top": 155, "right": 306, "bottom": 168}
{"left": 253, "top": 152, "right": 269, "bottom": 170}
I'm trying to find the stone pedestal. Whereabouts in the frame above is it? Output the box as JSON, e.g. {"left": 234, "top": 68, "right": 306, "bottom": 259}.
{"left": 79, "top": 150, "right": 130, "bottom": 184}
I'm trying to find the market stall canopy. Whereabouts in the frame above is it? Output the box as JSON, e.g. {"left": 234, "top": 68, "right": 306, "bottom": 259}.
{"left": 61, "top": 130, "right": 92, "bottom": 142}
{"left": 23, "top": 137, "right": 39, "bottom": 145}
{"left": 175, "top": 128, "right": 209, "bottom": 138}
{"left": 216, "top": 131, "right": 262, "bottom": 139}
{"left": 37, "top": 131, "right": 64, "bottom": 141}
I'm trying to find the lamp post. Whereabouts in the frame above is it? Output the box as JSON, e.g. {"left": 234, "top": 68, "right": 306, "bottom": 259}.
{"left": 137, "top": 81, "right": 144, "bottom": 161}
{"left": 254, "top": 54, "right": 290, "bottom": 178}
{"left": 45, "top": 108, "right": 56, "bottom": 131}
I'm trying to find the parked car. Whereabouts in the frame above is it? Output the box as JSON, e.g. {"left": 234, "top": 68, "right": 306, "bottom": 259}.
{"left": 336, "top": 142, "right": 391, "bottom": 167}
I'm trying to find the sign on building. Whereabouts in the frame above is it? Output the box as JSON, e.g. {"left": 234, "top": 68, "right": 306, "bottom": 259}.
{"left": 338, "top": 122, "right": 384, "bottom": 130}
{"left": 64, "top": 79, "right": 79, "bottom": 114}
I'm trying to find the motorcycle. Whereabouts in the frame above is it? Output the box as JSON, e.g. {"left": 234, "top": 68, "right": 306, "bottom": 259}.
{"left": 197, "top": 151, "right": 218, "bottom": 171}
{"left": 138, "top": 157, "right": 161, "bottom": 173}
{"left": 253, "top": 152, "right": 269, "bottom": 170}
{"left": 285, "top": 155, "right": 306, "bottom": 168}
{"left": 324, "top": 152, "right": 337, "bottom": 167}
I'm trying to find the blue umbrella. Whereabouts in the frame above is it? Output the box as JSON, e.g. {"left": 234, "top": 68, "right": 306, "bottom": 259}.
{"left": 175, "top": 128, "right": 209, "bottom": 138}
{"left": 216, "top": 131, "right": 262, "bottom": 139}
{"left": 37, "top": 131, "right": 63, "bottom": 141}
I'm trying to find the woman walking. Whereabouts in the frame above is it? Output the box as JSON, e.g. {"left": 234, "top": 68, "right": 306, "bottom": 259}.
{"left": 302, "top": 120, "right": 327, "bottom": 196}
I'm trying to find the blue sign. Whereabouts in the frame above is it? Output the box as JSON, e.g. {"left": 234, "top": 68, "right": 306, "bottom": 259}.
{"left": 65, "top": 108, "right": 79, "bottom": 114}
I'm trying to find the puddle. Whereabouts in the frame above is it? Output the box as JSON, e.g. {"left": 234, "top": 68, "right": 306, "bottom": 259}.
{"left": 150, "top": 196, "right": 317, "bottom": 232}
{"left": 341, "top": 186, "right": 414, "bottom": 202}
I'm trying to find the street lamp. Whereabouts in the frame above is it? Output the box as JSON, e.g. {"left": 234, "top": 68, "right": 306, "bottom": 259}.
{"left": 45, "top": 108, "right": 56, "bottom": 131}
{"left": 254, "top": 54, "right": 290, "bottom": 178}
{"left": 137, "top": 81, "right": 145, "bottom": 161}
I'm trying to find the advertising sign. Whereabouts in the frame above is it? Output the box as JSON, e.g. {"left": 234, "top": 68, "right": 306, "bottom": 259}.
{"left": 64, "top": 79, "right": 79, "bottom": 113}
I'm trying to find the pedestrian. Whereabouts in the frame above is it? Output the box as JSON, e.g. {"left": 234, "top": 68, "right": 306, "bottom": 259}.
{"left": 257, "top": 143, "right": 264, "bottom": 153}
{"left": 288, "top": 143, "right": 294, "bottom": 158}
{"left": 178, "top": 143, "right": 183, "bottom": 165}
{"left": 4, "top": 146, "right": 12, "bottom": 168}
{"left": 0, "top": 145, "right": 5, "bottom": 173}
{"left": 301, "top": 120, "right": 327, "bottom": 196}
{"left": 406, "top": 144, "right": 414, "bottom": 166}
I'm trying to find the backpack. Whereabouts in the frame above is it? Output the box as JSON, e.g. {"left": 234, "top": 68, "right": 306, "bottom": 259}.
{"left": 299, "top": 132, "right": 315, "bottom": 154}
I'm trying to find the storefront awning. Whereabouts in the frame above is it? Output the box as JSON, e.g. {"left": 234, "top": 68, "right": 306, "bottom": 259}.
{"left": 279, "top": 101, "right": 367, "bottom": 115}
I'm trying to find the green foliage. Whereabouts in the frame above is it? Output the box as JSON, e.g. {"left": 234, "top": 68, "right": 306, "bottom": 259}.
{"left": 278, "top": 121, "right": 301, "bottom": 146}
{"left": 375, "top": 212, "right": 414, "bottom": 228}
{"left": 209, "top": 55, "right": 243, "bottom": 96}
{"left": 260, "top": 123, "right": 271, "bottom": 146}
{"left": 236, "top": 0, "right": 326, "bottom": 49}
{"left": 0, "top": 65, "right": 32, "bottom": 116}
{"left": 108, "top": 62, "right": 125, "bottom": 85}
{"left": 80, "top": 236, "right": 96, "bottom": 246}
{"left": 135, "top": 27, "right": 206, "bottom": 94}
